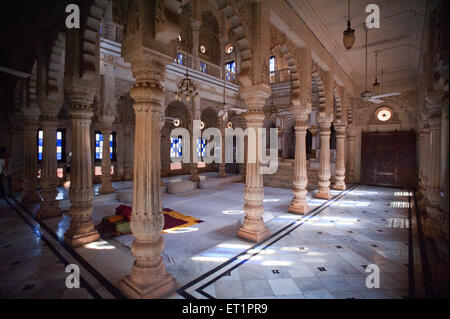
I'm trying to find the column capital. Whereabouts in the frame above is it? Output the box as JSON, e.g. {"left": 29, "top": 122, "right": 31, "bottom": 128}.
{"left": 292, "top": 107, "right": 311, "bottom": 123}
{"left": 428, "top": 115, "right": 442, "bottom": 129}
{"left": 22, "top": 102, "right": 41, "bottom": 127}
{"left": 99, "top": 120, "right": 114, "bottom": 131}
{"left": 240, "top": 84, "right": 271, "bottom": 110}
{"left": 37, "top": 97, "right": 62, "bottom": 120}
{"left": 191, "top": 19, "right": 201, "bottom": 31}
{"left": 335, "top": 125, "right": 347, "bottom": 136}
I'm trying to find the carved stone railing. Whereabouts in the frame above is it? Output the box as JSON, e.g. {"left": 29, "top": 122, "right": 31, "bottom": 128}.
{"left": 175, "top": 51, "right": 238, "bottom": 85}
{"left": 270, "top": 68, "right": 291, "bottom": 84}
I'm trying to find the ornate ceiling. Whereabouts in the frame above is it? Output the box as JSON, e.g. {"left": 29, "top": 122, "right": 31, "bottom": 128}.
{"left": 288, "top": 0, "right": 427, "bottom": 95}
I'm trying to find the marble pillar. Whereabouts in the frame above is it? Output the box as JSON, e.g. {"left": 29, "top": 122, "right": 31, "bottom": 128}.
{"left": 237, "top": 85, "right": 271, "bottom": 242}
{"left": 316, "top": 121, "right": 332, "bottom": 199}
{"left": 123, "top": 124, "right": 133, "bottom": 180}
{"left": 418, "top": 126, "right": 430, "bottom": 203}
{"left": 288, "top": 118, "right": 309, "bottom": 214}
{"left": 346, "top": 127, "right": 356, "bottom": 184}
{"left": 64, "top": 86, "right": 99, "bottom": 247}
{"left": 191, "top": 20, "right": 200, "bottom": 70}
{"left": 120, "top": 54, "right": 176, "bottom": 299}
{"left": 333, "top": 125, "right": 346, "bottom": 190}
{"left": 189, "top": 98, "right": 200, "bottom": 182}
{"left": 99, "top": 123, "right": 115, "bottom": 194}
{"left": 426, "top": 117, "right": 441, "bottom": 210}
{"left": 21, "top": 105, "right": 41, "bottom": 203}
{"left": 8, "top": 113, "right": 24, "bottom": 192}
{"left": 218, "top": 118, "right": 228, "bottom": 178}
{"left": 37, "top": 103, "right": 62, "bottom": 219}
{"left": 281, "top": 128, "right": 290, "bottom": 159}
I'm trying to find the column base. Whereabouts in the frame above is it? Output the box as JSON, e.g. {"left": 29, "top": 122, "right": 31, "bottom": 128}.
{"left": 316, "top": 189, "right": 331, "bottom": 200}
{"left": 189, "top": 175, "right": 200, "bottom": 182}
{"left": 237, "top": 226, "right": 270, "bottom": 243}
{"left": 288, "top": 202, "right": 308, "bottom": 215}
{"left": 218, "top": 167, "right": 227, "bottom": 178}
{"left": 99, "top": 184, "right": 115, "bottom": 195}
{"left": 332, "top": 183, "right": 346, "bottom": 191}
{"left": 37, "top": 202, "right": 62, "bottom": 220}
{"left": 64, "top": 230, "right": 100, "bottom": 247}
{"left": 121, "top": 270, "right": 176, "bottom": 299}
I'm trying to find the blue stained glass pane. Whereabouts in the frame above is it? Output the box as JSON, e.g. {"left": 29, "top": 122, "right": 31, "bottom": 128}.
{"left": 110, "top": 134, "right": 113, "bottom": 159}
{"left": 269, "top": 56, "right": 275, "bottom": 72}
{"left": 56, "top": 131, "right": 62, "bottom": 161}
{"left": 200, "top": 62, "right": 207, "bottom": 73}
{"left": 95, "top": 133, "right": 102, "bottom": 160}
{"left": 170, "top": 137, "right": 183, "bottom": 158}
{"left": 38, "top": 130, "right": 43, "bottom": 161}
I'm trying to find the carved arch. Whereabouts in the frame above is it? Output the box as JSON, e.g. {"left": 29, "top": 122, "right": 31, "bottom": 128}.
{"left": 215, "top": 0, "right": 252, "bottom": 88}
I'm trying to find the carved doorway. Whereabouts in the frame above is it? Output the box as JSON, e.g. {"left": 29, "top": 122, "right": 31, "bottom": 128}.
{"left": 361, "top": 131, "right": 416, "bottom": 188}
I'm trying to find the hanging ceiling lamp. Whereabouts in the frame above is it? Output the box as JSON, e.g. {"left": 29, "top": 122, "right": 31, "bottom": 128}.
{"left": 372, "top": 51, "right": 380, "bottom": 87}
{"left": 343, "top": 0, "right": 355, "bottom": 50}
{"left": 175, "top": 32, "right": 199, "bottom": 103}
{"left": 264, "top": 97, "right": 277, "bottom": 119}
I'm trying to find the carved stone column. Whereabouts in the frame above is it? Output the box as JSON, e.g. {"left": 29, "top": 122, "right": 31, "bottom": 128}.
{"left": 189, "top": 98, "right": 200, "bottom": 182}
{"left": 426, "top": 116, "right": 441, "bottom": 210}
{"left": 8, "top": 113, "right": 24, "bottom": 192}
{"left": 37, "top": 99, "right": 62, "bottom": 219}
{"left": 99, "top": 122, "right": 115, "bottom": 194}
{"left": 21, "top": 104, "right": 41, "bottom": 203}
{"left": 120, "top": 53, "right": 176, "bottom": 299}
{"left": 288, "top": 117, "right": 309, "bottom": 214}
{"left": 346, "top": 127, "right": 356, "bottom": 184}
{"left": 281, "top": 128, "right": 290, "bottom": 159}
{"left": 123, "top": 123, "right": 133, "bottom": 180}
{"left": 418, "top": 125, "right": 430, "bottom": 204}
{"left": 191, "top": 20, "right": 201, "bottom": 70}
{"left": 64, "top": 85, "right": 99, "bottom": 247}
{"left": 237, "top": 85, "right": 271, "bottom": 242}
{"left": 316, "top": 120, "right": 332, "bottom": 199}
{"left": 218, "top": 117, "right": 228, "bottom": 178}
{"left": 333, "top": 125, "right": 346, "bottom": 190}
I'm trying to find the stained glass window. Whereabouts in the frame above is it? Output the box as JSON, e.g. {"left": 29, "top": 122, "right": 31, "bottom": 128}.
{"left": 200, "top": 62, "right": 207, "bottom": 73}
{"left": 38, "top": 130, "right": 43, "bottom": 161}
{"left": 225, "top": 61, "right": 236, "bottom": 82}
{"left": 170, "top": 136, "right": 183, "bottom": 159}
{"left": 175, "top": 53, "right": 185, "bottom": 65}
{"left": 38, "top": 129, "right": 65, "bottom": 162}
{"left": 95, "top": 132, "right": 116, "bottom": 161}
{"left": 57, "top": 131, "right": 63, "bottom": 161}
{"left": 197, "top": 138, "right": 206, "bottom": 160}
{"left": 269, "top": 56, "right": 276, "bottom": 73}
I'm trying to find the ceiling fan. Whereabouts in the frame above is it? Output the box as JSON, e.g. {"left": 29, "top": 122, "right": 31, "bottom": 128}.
{"left": 358, "top": 26, "right": 401, "bottom": 104}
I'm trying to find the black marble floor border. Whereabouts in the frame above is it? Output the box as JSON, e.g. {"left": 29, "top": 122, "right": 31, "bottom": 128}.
{"left": 8, "top": 197, "right": 126, "bottom": 299}
{"left": 5, "top": 198, "right": 101, "bottom": 299}
{"left": 177, "top": 184, "right": 359, "bottom": 299}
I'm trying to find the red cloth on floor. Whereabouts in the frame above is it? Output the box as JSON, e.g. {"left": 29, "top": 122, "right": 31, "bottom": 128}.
{"left": 115, "top": 205, "right": 132, "bottom": 221}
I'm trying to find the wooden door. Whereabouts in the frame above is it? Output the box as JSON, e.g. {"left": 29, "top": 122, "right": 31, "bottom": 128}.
{"left": 361, "top": 131, "right": 416, "bottom": 188}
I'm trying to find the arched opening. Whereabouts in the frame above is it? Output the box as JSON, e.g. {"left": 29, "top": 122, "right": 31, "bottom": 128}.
{"left": 162, "top": 101, "right": 191, "bottom": 176}
{"left": 199, "top": 11, "right": 220, "bottom": 66}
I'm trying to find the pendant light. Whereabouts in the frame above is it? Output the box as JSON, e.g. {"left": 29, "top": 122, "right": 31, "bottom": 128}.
{"left": 175, "top": 32, "right": 199, "bottom": 103}
{"left": 372, "top": 51, "right": 380, "bottom": 87}
{"left": 343, "top": 0, "right": 355, "bottom": 50}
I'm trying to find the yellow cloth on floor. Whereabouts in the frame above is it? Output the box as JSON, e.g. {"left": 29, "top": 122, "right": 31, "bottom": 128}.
{"left": 162, "top": 209, "right": 202, "bottom": 233}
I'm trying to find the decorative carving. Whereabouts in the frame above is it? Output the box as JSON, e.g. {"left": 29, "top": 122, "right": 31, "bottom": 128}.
{"left": 155, "top": 0, "right": 167, "bottom": 33}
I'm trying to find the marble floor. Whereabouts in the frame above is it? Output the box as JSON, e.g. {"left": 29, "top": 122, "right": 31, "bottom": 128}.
{"left": 0, "top": 179, "right": 412, "bottom": 299}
